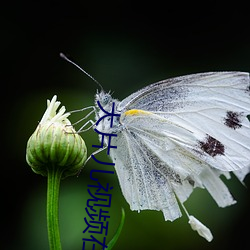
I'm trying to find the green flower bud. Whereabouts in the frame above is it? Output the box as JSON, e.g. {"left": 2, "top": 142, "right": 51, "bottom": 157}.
{"left": 26, "top": 95, "right": 87, "bottom": 178}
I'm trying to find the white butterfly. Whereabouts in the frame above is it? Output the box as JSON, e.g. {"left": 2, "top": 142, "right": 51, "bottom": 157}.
{"left": 92, "top": 72, "right": 250, "bottom": 241}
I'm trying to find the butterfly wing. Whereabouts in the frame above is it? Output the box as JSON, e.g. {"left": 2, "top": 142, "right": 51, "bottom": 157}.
{"left": 119, "top": 71, "right": 249, "bottom": 113}
{"left": 110, "top": 72, "right": 250, "bottom": 221}
{"left": 111, "top": 111, "right": 237, "bottom": 221}
{"left": 110, "top": 127, "right": 183, "bottom": 221}
{"left": 118, "top": 72, "right": 250, "bottom": 173}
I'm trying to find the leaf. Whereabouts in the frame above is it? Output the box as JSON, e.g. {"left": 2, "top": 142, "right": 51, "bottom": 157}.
{"left": 107, "top": 208, "right": 125, "bottom": 249}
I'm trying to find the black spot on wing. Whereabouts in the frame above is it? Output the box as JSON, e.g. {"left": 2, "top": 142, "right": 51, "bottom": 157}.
{"left": 199, "top": 135, "right": 225, "bottom": 157}
{"left": 224, "top": 111, "right": 243, "bottom": 130}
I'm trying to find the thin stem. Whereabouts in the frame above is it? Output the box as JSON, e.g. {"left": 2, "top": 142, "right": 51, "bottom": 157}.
{"left": 107, "top": 208, "right": 125, "bottom": 249}
{"left": 47, "top": 165, "right": 63, "bottom": 250}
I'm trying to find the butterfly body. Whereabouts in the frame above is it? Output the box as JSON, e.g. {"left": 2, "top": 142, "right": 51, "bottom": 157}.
{"left": 94, "top": 72, "right": 250, "bottom": 222}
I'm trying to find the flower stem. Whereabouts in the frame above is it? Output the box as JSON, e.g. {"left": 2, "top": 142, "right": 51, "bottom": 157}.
{"left": 47, "top": 165, "right": 63, "bottom": 250}
{"left": 107, "top": 208, "right": 125, "bottom": 249}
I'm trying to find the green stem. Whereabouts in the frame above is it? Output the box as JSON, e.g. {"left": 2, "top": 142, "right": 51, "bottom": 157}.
{"left": 47, "top": 165, "right": 63, "bottom": 250}
{"left": 107, "top": 208, "right": 125, "bottom": 249}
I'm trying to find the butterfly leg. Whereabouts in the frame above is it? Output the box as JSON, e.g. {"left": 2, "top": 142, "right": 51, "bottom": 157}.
{"left": 77, "top": 145, "right": 108, "bottom": 176}
{"left": 77, "top": 120, "right": 95, "bottom": 133}
{"left": 69, "top": 106, "right": 96, "bottom": 132}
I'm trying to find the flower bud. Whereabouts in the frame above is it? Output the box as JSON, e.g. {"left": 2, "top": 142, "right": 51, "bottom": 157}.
{"left": 26, "top": 95, "right": 87, "bottom": 178}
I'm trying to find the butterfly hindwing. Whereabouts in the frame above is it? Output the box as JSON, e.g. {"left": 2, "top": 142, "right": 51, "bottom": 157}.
{"left": 110, "top": 111, "right": 237, "bottom": 221}
{"left": 110, "top": 124, "right": 183, "bottom": 222}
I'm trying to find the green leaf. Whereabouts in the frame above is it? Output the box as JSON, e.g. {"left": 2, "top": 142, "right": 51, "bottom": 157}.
{"left": 107, "top": 208, "right": 125, "bottom": 249}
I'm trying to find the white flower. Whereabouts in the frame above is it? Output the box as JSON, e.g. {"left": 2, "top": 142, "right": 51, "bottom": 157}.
{"left": 26, "top": 95, "right": 87, "bottom": 178}
{"left": 40, "top": 95, "right": 71, "bottom": 125}
{"left": 188, "top": 215, "right": 213, "bottom": 242}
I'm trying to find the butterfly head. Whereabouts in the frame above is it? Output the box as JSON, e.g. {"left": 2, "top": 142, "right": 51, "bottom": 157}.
{"left": 95, "top": 90, "right": 113, "bottom": 108}
{"left": 94, "top": 90, "right": 121, "bottom": 133}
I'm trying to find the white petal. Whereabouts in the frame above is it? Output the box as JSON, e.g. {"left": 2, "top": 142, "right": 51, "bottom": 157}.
{"left": 40, "top": 95, "right": 71, "bottom": 125}
{"left": 188, "top": 215, "right": 213, "bottom": 242}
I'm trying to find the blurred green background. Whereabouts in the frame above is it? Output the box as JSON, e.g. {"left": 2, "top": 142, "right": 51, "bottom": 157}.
{"left": 2, "top": 2, "right": 250, "bottom": 250}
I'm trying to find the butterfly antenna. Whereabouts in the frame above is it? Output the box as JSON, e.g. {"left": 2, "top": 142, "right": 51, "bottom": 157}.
{"left": 60, "top": 53, "right": 104, "bottom": 91}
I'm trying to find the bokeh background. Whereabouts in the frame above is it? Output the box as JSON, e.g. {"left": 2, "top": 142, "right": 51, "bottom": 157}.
{"left": 2, "top": 1, "right": 250, "bottom": 250}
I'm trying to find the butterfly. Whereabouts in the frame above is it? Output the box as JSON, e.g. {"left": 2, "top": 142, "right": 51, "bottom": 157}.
{"left": 92, "top": 71, "right": 250, "bottom": 241}
{"left": 60, "top": 55, "right": 250, "bottom": 241}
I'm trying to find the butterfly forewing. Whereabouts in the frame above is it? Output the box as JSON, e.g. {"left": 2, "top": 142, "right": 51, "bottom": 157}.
{"left": 119, "top": 72, "right": 249, "bottom": 112}
{"left": 118, "top": 72, "right": 250, "bottom": 173}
